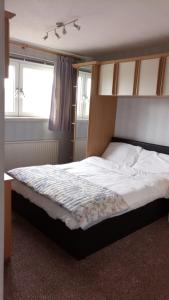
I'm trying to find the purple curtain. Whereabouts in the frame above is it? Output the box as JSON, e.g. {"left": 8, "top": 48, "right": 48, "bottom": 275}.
{"left": 49, "top": 56, "right": 77, "bottom": 132}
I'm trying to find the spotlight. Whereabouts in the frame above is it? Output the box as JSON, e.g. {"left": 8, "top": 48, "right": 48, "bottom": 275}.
{"left": 54, "top": 29, "right": 60, "bottom": 39}
{"left": 62, "top": 26, "right": 67, "bottom": 35}
{"left": 42, "top": 18, "right": 81, "bottom": 40}
{"left": 73, "top": 22, "right": 80, "bottom": 31}
{"left": 43, "top": 32, "right": 48, "bottom": 40}
{"left": 56, "top": 22, "right": 63, "bottom": 28}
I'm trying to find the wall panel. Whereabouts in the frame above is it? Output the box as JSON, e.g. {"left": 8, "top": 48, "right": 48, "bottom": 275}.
{"left": 115, "top": 97, "right": 169, "bottom": 146}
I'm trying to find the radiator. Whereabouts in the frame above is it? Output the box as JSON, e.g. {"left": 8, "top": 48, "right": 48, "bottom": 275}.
{"left": 5, "top": 140, "right": 59, "bottom": 171}
{"left": 73, "top": 139, "right": 87, "bottom": 161}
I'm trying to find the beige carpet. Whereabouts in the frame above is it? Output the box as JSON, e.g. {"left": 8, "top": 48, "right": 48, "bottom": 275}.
{"left": 4, "top": 213, "right": 169, "bottom": 300}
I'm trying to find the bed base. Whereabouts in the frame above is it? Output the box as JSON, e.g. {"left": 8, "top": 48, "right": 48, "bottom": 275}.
{"left": 12, "top": 137, "right": 169, "bottom": 259}
{"left": 12, "top": 191, "right": 168, "bottom": 260}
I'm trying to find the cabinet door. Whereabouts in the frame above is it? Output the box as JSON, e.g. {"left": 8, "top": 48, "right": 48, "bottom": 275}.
{"left": 138, "top": 58, "right": 159, "bottom": 95}
{"left": 117, "top": 61, "right": 135, "bottom": 95}
{"left": 162, "top": 57, "right": 169, "bottom": 95}
{"left": 98, "top": 64, "right": 114, "bottom": 95}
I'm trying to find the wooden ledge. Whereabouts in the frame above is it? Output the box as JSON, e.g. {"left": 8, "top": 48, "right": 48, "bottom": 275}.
{"left": 5, "top": 11, "right": 16, "bottom": 20}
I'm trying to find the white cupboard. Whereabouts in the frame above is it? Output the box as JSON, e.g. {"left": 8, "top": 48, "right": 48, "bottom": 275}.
{"left": 98, "top": 58, "right": 161, "bottom": 97}
{"left": 98, "top": 64, "right": 114, "bottom": 95}
{"left": 117, "top": 61, "right": 135, "bottom": 95}
{"left": 138, "top": 58, "right": 159, "bottom": 96}
{"left": 162, "top": 57, "right": 169, "bottom": 95}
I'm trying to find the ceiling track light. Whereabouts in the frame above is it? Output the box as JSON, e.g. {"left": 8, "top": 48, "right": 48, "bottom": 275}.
{"left": 54, "top": 29, "right": 60, "bottom": 39}
{"left": 73, "top": 22, "right": 80, "bottom": 31}
{"left": 62, "top": 26, "right": 67, "bottom": 35}
{"left": 43, "top": 32, "right": 48, "bottom": 40}
{"left": 42, "top": 18, "right": 81, "bottom": 41}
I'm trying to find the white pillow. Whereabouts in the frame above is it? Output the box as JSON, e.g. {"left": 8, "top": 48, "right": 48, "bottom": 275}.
{"left": 102, "top": 142, "right": 142, "bottom": 167}
{"left": 133, "top": 149, "right": 169, "bottom": 174}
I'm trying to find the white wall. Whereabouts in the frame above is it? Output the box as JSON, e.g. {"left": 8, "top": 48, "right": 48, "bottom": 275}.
{"left": 115, "top": 97, "right": 169, "bottom": 146}
{"left": 5, "top": 119, "right": 59, "bottom": 142}
{"left": 73, "top": 120, "right": 88, "bottom": 161}
{"left": 0, "top": 2, "right": 4, "bottom": 299}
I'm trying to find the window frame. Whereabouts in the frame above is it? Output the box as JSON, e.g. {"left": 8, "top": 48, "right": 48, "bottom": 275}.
{"left": 5, "top": 58, "right": 54, "bottom": 119}
{"left": 77, "top": 70, "right": 91, "bottom": 120}
{"left": 5, "top": 60, "right": 19, "bottom": 117}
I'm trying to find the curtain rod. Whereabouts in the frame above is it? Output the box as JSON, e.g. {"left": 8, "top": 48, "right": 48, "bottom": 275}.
{"left": 10, "top": 53, "right": 55, "bottom": 66}
{"left": 10, "top": 40, "right": 87, "bottom": 60}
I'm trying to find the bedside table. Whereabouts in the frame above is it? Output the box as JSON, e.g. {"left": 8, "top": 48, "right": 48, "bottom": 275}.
{"left": 4, "top": 174, "right": 13, "bottom": 262}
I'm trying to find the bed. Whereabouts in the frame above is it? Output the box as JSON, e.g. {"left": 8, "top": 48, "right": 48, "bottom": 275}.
{"left": 10, "top": 137, "right": 169, "bottom": 259}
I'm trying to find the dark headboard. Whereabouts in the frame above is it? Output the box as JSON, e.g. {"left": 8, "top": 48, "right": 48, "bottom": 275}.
{"left": 111, "top": 137, "right": 169, "bottom": 155}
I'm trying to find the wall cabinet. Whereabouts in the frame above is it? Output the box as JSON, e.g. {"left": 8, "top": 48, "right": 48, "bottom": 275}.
{"left": 98, "top": 57, "right": 163, "bottom": 97}
{"left": 98, "top": 63, "right": 114, "bottom": 95}
{"left": 162, "top": 57, "right": 169, "bottom": 96}
{"left": 73, "top": 51, "right": 169, "bottom": 159}
{"left": 138, "top": 58, "right": 160, "bottom": 96}
{"left": 117, "top": 61, "right": 135, "bottom": 95}
{"left": 75, "top": 52, "right": 169, "bottom": 99}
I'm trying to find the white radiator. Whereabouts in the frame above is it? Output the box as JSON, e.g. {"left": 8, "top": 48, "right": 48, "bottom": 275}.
{"left": 5, "top": 140, "right": 59, "bottom": 171}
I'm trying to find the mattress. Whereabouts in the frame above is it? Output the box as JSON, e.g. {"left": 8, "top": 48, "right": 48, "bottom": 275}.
{"left": 11, "top": 156, "right": 169, "bottom": 230}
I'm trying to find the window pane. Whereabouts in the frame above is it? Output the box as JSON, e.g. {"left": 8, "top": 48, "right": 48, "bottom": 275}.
{"left": 5, "top": 65, "right": 16, "bottom": 113}
{"left": 77, "top": 72, "right": 91, "bottom": 120}
{"left": 77, "top": 76, "right": 84, "bottom": 119}
{"left": 84, "top": 77, "right": 91, "bottom": 118}
{"left": 22, "top": 65, "right": 53, "bottom": 117}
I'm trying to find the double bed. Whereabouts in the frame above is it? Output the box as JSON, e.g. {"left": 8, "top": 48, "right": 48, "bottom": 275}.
{"left": 10, "top": 137, "right": 169, "bottom": 259}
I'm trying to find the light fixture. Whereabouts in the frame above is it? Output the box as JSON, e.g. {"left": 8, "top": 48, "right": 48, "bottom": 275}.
{"left": 73, "top": 22, "right": 80, "bottom": 31}
{"left": 43, "top": 32, "right": 48, "bottom": 40}
{"left": 54, "top": 29, "right": 60, "bottom": 39}
{"left": 62, "top": 26, "right": 67, "bottom": 35}
{"left": 42, "top": 18, "right": 81, "bottom": 41}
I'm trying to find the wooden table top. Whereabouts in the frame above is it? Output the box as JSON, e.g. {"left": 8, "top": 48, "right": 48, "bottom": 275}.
{"left": 4, "top": 173, "right": 13, "bottom": 181}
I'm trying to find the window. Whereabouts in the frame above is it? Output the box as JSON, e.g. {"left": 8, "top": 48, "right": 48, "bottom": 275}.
{"left": 77, "top": 71, "right": 91, "bottom": 120}
{"left": 5, "top": 59, "right": 54, "bottom": 118}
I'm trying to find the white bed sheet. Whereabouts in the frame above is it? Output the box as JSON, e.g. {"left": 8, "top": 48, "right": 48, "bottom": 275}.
{"left": 12, "top": 156, "right": 169, "bottom": 230}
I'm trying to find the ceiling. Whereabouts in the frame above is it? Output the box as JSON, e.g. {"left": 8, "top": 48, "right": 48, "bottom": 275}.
{"left": 5, "top": 0, "right": 169, "bottom": 58}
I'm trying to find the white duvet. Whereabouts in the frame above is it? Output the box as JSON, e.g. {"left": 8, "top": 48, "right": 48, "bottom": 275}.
{"left": 12, "top": 155, "right": 169, "bottom": 230}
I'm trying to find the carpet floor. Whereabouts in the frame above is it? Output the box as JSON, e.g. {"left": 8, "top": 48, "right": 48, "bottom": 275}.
{"left": 4, "top": 213, "right": 169, "bottom": 300}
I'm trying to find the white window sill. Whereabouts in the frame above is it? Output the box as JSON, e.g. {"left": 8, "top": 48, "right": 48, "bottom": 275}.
{"left": 5, "top": 117, "right": 49, "bottom": 122}
{"left": 76, "top": 118, "right": 89, "bottom": 121}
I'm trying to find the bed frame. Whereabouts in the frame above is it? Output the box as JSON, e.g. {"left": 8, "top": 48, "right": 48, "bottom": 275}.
{"left": 12, "top": 137, "right": 169, "bottom": 259}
